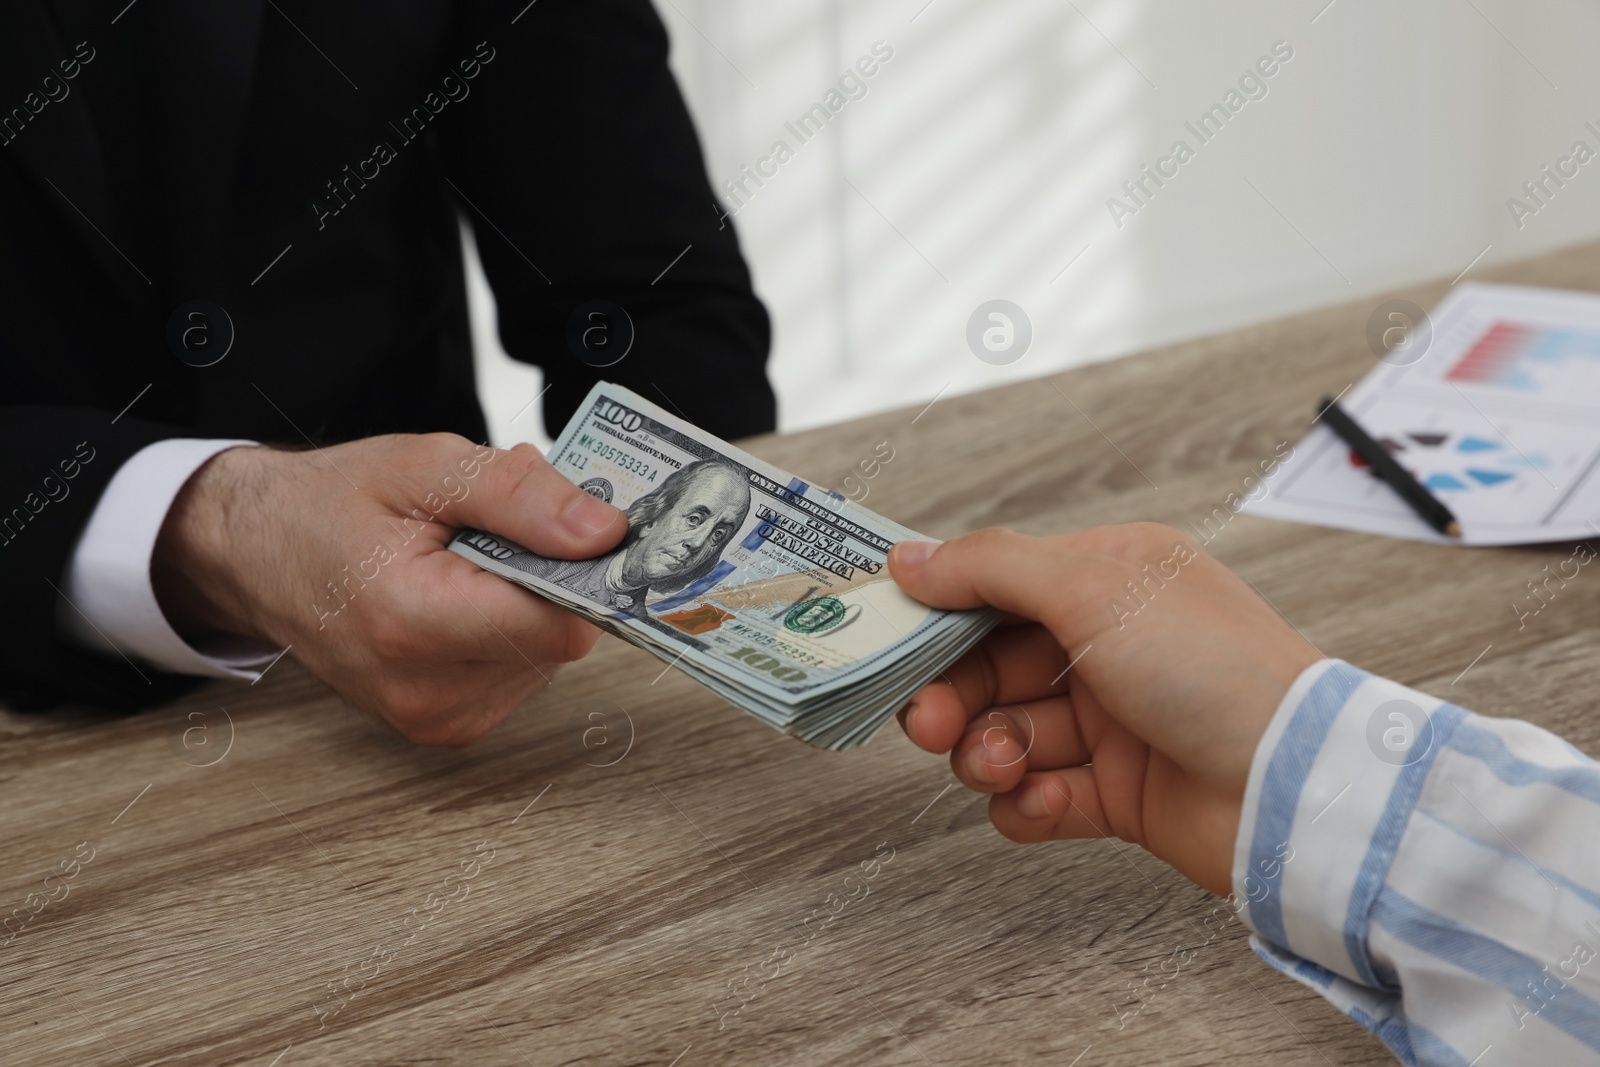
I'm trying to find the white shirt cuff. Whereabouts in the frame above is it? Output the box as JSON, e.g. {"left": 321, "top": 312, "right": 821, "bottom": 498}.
{"left": 55, "top": 438, "right": 281, "bottom": 680}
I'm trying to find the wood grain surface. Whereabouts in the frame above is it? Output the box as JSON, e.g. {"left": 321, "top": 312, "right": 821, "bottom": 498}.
{"left": 6, "top": 241, "right": 1600, "bottom": 1066}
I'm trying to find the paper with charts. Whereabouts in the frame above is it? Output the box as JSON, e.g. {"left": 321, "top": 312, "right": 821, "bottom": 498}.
{"left": 449, "top": 382, "right": 1002, "bottom": 749}
{"left": 1246, "top": 283, "right": 1600, "bottom": 545}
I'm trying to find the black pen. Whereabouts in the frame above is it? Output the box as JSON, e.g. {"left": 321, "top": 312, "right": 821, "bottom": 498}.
{"left": 1316, "top": 396, "right": 1462, "bottom": 539}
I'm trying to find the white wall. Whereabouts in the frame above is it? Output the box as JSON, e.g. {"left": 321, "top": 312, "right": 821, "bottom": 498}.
{"left": 473, "top": 0, "right": 1600, "bottom": 447}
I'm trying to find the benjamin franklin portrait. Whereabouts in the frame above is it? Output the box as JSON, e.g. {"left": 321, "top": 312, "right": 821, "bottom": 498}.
{"left": 513, "top": 459, "right": 752, "bottom": 616}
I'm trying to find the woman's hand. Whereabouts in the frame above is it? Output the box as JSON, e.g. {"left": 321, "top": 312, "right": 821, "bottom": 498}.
{"left": 889, "top": 524, "right": 1320, "bottom": 894}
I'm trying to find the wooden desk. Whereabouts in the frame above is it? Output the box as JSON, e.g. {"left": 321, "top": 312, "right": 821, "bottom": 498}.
{"left": 7, "top": 241, "right": 1600, "bottom": 1067}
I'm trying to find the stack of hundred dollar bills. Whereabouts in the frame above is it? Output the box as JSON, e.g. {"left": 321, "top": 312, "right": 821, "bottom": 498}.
{"left": 450, "top": 382, "right": 1002, "bottom": 750}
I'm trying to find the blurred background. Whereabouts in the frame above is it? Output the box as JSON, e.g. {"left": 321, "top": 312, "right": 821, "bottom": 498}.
{"left": 471, "top": 0, "right": 1600, "bottom": 449}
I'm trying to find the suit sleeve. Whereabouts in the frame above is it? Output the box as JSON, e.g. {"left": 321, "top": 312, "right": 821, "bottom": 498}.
{"left": 0, "top": 408, "right": 206, "bottom": 712}
{"left": 440, "top": 0, "right": 776, "bottom": 441}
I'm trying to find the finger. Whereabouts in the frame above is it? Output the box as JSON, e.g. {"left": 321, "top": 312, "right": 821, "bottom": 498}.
{"left": 889, "top": 529, "right": 1127, "bottom": 637}
{"left": 988, "top": 768, "right": 1119, "bottom": 844}
{"left": 392, "top": 554, "right": 604, "bottom": 670}
{"left": 369, "top": 663, "right": 548, "bottom": 747}
{"left": 420, "top": 667, "right": 553, "bottom": 746}
{"left": 899, "top": 624, "right": 1075, "bottom": 754}
{"left": 388, "top": 435, "right": 628, "bottom": 559}
{"left": 446, "top": 565, "right": 603, "bottom": 667}
{"left": 951, "top": 696, "right": 1089, "bottom": 794}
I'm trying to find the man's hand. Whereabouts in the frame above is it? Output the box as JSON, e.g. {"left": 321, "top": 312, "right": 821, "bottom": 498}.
{"left": 889, "top": 524, "right": 1321, "bottom": 895}
{"left": 152, "top": 434, "right": 628, "bottom": 745}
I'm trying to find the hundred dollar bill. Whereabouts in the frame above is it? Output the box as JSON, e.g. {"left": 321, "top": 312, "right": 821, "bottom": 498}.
{"left": 449, "top": 382, "right": 1001, "bottom": 749}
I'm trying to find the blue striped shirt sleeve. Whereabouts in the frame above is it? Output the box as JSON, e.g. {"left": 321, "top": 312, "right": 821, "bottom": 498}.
{"left": 1231, "top": 659, "right": 1600, "bottom": 1065}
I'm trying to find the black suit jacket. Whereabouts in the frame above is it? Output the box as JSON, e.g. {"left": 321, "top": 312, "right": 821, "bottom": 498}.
{"left": 0, "top": 0, "right": 774, "bottom": 711}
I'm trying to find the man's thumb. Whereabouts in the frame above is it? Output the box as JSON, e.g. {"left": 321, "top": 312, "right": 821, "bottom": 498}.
{"left": 407, "top": 438, "right": 627, "bottom": 559}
